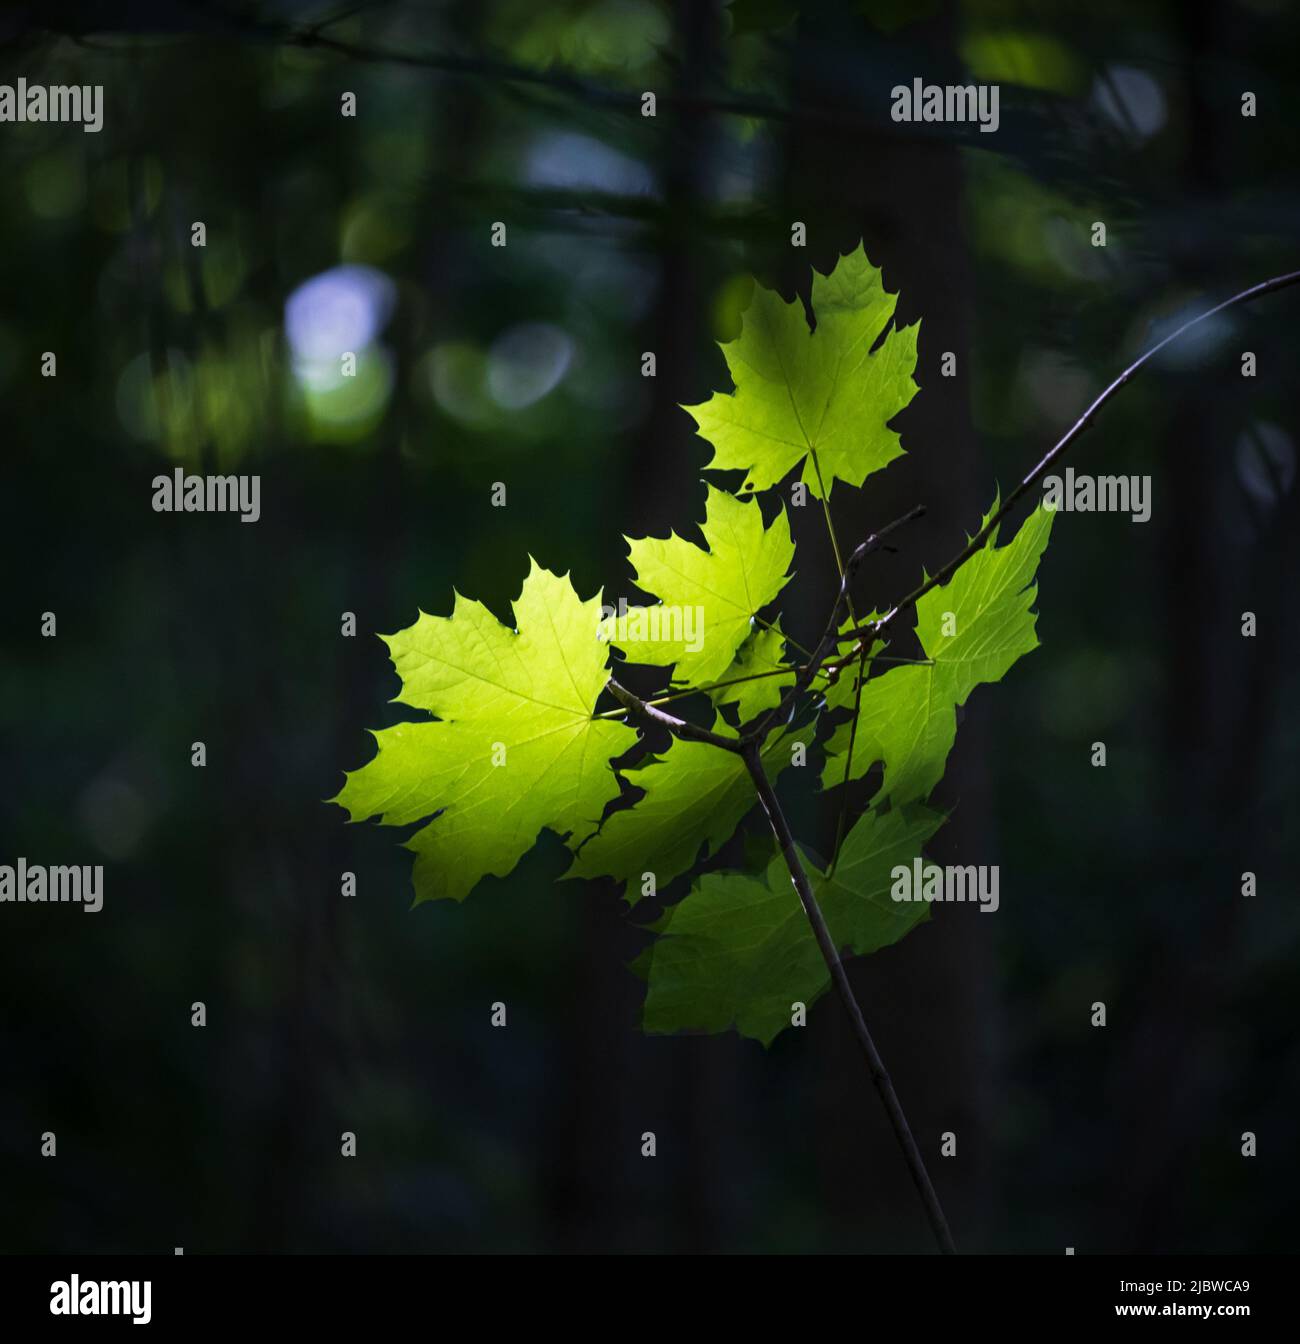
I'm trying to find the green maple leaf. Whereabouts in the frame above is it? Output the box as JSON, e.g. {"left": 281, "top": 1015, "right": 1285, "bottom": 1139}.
{"left": 709, "top": 620, "right": 796, "bottom": 726}
{"left": 601, "top": 484, "right": 794, "bottom": 684}
{"left": 332, "top": 561, "right": 635, "bottom": 904}
{"left": 566, "top": 719, "right": 800, "bottom": 895}
{"left": 637, "top": 803, "right": 945, "bottom": 1044}
{"left": 685, "top": 243, "right": 920, "bottom": 497}
{"left": 821, "top": 504, "right": 1054, "bottom": 806}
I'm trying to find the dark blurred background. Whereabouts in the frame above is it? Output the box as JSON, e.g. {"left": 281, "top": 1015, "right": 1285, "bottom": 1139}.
{"left": 1, "top": 0, "right": 1297, "bottom": 1254}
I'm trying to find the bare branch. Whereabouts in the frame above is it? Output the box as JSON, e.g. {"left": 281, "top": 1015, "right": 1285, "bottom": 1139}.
{"left": 599, "top": 269, "right": 1300, "bottom": 1259}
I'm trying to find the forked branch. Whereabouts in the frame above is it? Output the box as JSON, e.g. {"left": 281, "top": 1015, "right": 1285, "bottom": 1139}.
{"left": 600, "top": 269, "right": 1300, "bottom": 1255}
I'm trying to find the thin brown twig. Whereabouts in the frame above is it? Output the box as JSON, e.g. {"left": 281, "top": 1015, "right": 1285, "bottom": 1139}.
{"left": 828, "top": 269, "right": 1300, "bottom": 670}
{"left": 605, "top": 678, "right": 744, "bottom": 753}
{"left": 591, "top": 663, "right": 804, "bottom": 719}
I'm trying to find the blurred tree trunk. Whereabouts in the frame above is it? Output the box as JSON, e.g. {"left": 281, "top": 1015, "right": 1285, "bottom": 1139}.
{"left": 782, "top": 2, "right": 999, "bottom": 1253}
{"left": 544, "top": 0, "right": 740, "bottom": 1254}
{"left": 1102, "top": 0, "right": 1297, "bottom": 1252}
